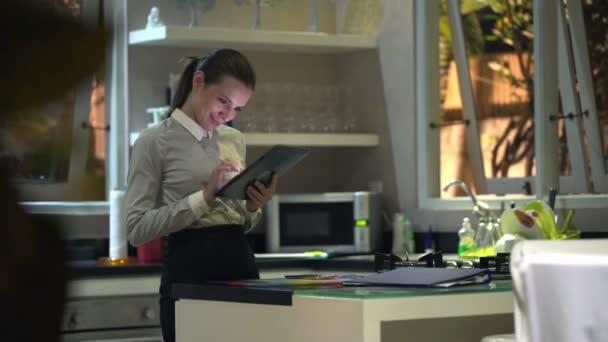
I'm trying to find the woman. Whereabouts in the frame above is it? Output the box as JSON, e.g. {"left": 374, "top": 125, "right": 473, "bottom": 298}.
{"left": 126, "top": 48, "right": 277, "bottom": 342}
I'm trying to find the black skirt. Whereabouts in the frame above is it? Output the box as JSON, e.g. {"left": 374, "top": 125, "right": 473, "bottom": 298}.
{"left": 159, "top": 224, "right": 259, "bottom": 342}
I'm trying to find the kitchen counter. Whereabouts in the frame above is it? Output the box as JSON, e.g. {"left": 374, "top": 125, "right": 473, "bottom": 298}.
{"left": 67, "top": 260, "right": 163, "bottom": 277}
{"left": 67, "top": 253, "right": 464, "bottom": 277}
{"left": 66, "top": 253, "right": 471, "bottom": 298}
{"left": 67, "top": 254, "right": 380, "bottom": 278}
{"left": 64, "top": 254, "right": 514, "bottom": 341}
{"left": 66, "top": 254, "right": 378, "bottom": 298}
{"left": 173, "top": 280, "right": 514, "bottom": 342}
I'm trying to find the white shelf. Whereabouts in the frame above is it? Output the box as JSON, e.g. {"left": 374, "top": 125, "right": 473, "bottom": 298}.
{"left": 130, "top": 131, "right": 378, "bottom": 147}
{"left": 244, "top": 133, "right": 379, "bottom": 147}
{"left": 129, "top": 26, "right": 377, "bottom": 53}
{"left": 21, "top": 201, "right": 109, "bottom": 215}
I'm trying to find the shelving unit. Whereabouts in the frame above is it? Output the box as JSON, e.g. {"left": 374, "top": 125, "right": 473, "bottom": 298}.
{"left": 22, "top": 201, "right": 109, "bottom": 215}
{"left": 127, "top": 25, "right": 381, "bottom": 149}
{"left": 121, "top": 2, "right": 389, "bottom": 196}
{"left": 129, "top": 26, "right": 377, "bottom": 53}
{"left": 130, "top": 132, "right": 379, "bottom": 147}
{"left": 245, "top": 132, "right": 378, "bottom": 147}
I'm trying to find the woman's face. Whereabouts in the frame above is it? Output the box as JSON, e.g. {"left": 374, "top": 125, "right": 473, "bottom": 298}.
{"left": 187, "top": 71, "right": 253, "bottom": 132}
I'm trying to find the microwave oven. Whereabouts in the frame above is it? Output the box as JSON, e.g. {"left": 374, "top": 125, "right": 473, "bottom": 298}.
{"left": 265, "top": 192, "right": 383, "bottom": 253}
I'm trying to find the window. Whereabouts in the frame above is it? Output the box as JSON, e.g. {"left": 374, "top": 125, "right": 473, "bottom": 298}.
{"left": 2, "top": 0, "right": 107, "bottom": 205}
{"left": 418, "top": 0, "right": 608, "bottom": 212}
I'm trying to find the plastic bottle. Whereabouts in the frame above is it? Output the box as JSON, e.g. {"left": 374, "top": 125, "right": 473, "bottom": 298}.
{"left": 475, "top": 218, "right": 487, "bottom": 247}
{"left": 483, "top": 217, "right": 499, "bottom": 248}
{"left": 457, "top": 217, "right": 476, "bottom": 256}
{"left": 493, "top": 217, "right": 503, "bottom": 241}
{"left": 403, "top": 216, "right": 415, "bottom": 255}
{"left": 392, "top": 213, "right": 406, "bottom": 254}
{"left": 392, "top": 213, "right": 416, "bottom": 255}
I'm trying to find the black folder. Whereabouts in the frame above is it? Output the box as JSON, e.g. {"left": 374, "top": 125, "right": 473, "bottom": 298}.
{"left": 343, "top": 267, "right": 492, "bottom": 288}
{"left": 216, "top": 145, "right": 310, "bottom": 200}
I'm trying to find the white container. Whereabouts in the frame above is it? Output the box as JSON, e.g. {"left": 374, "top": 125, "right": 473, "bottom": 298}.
{"left": 109, "top": 189, "right": 127, "bottom": 260}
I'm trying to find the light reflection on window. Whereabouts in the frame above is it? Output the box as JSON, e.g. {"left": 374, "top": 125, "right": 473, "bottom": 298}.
{"left": 84, "top": 77, "right": 106, "bottom": 200}
{"left": 0, "top": 93, "right": 75, "bottom": 182}
{"left": 0, "top": 0, "right": 107, "bottom": 200}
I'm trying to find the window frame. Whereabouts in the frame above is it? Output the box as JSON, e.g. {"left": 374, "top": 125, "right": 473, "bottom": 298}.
{"left": 416, "top": 0, "right": 608, "bottom": 216}
{"left": 20, "top": 0, "right": 115, "bottom": 214}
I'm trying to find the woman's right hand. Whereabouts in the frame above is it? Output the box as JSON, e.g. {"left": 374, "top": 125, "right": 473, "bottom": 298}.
{"left": 204, "top": 160, "right": 243, "bottom": 205}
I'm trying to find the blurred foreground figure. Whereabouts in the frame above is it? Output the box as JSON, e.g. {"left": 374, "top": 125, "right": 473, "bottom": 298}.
{"left": 0, "top": 1, "right": 106, "bottom": 340}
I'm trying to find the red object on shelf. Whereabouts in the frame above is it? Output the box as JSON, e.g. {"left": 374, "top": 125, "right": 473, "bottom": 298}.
{"left": 137, "top": 238, "right": 164, "bottom": 263}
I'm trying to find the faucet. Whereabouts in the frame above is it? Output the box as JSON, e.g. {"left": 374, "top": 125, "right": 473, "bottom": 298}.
{"left": 443, "top": 179, "right": 494, "bottom": 220}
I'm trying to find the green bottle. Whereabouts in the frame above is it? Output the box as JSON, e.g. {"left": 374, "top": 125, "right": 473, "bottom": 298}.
{"left": 458, "top": 217, "right": 477, "bottom": 256}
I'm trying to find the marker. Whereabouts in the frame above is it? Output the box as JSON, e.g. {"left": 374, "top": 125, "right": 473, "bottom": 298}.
{"left": 425, "top": 225, "right": 435, "bottom": 253}
{"left": 284, "top": 274, "right": 336, "bottom": 280}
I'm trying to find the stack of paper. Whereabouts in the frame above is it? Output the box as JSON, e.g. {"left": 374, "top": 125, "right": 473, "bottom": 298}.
{"left": 342, "top": 267, "right": 492, "bottom": 288}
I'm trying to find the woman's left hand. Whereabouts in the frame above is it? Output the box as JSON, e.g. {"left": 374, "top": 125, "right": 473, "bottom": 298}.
{"left": 245, "top": 174, "right": 277, "bottom": 212}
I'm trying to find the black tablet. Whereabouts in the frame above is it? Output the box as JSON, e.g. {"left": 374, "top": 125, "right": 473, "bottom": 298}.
{"left": 216, "top": 145, "right": 311, "bottom": 200}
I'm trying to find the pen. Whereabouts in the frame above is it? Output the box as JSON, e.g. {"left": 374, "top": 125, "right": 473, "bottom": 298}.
{"left": 548, "top": 187, "right": 557, "bottom": 210}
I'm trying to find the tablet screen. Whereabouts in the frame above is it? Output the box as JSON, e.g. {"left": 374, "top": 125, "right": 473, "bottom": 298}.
{"left": 216, "top": 145, "right": 310, "bottom": 200}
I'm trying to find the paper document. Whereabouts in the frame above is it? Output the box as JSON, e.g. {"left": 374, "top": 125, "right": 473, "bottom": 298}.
{"left": 342, "top": 267, "right": 492, "bottom": 288}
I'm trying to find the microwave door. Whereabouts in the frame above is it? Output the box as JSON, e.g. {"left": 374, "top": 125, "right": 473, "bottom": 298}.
{"left": 276, "top": 201, "right": 355, "bottom": 252}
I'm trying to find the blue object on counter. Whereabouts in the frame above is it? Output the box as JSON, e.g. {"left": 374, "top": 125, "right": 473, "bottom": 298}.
{"left": 425, "top": 225, "right": 435, "bottom": 253}
{"left": 548, "top": 187, "right": 557, "bottom": 210}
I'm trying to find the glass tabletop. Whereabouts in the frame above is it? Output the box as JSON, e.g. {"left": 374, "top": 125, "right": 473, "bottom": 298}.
{"left": 294, "top": 280, "right": 513, "bottom": 299}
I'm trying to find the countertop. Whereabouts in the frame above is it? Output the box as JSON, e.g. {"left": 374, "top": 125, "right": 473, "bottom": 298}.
{"left": 170, "top": 280, "right": 513, "bottom": 306}
{"left": 66, "top": 254, "right": 380, "bottom": 278}
{"left": 65, "top": 253, "right": 484, "bottom": 298}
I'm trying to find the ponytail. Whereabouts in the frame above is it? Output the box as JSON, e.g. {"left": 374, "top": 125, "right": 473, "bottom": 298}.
{"left": 167, "top": 49, "right": 256, "bottom": 117}
{"left": 168, "top": 57, "right": 198, "bottom": 117}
